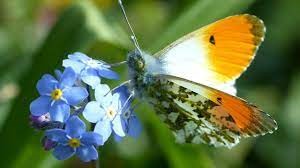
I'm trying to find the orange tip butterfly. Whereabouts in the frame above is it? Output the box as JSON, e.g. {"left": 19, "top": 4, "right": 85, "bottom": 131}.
{"left": 118, "top": 0, "right": 277, "bottom": 148}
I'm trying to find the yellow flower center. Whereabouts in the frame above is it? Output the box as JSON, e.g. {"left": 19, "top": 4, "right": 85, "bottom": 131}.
{"left": 51, "top": 89, "right": 63, "bottom": 100}
{"left": 68, "top": 138, "right": 81, "bottom": 148}
{"left": 106, "top": 106, "right": 117, "bottom": 120}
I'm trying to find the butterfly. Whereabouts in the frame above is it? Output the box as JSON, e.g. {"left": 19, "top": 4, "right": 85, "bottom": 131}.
{"left": 119, "top": 0, "right": 277, "bottom": 148}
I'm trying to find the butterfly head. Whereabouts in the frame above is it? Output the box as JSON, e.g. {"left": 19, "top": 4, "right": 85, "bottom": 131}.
{"left": 127, "top": 49, "right": 163, "bottom": 95}
{"left": 127, "top": 49, "right": 145, "bottom": 74}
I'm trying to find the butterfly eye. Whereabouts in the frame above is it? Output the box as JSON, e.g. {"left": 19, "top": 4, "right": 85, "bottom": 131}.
{"left": 137, "top": 60, "right": 144, "bottom": 69}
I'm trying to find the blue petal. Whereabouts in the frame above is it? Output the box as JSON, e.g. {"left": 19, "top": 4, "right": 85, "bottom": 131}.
{"left": 45, "top": 129, "right": 68, "bottom": 143}
{"left": 30, "top": 96, "right": 51, "bottom": 116}
{"left": 93, "top": 59, "right": 109, "bottom": 67}
{"left": 41, "top": 74, "right": 56, "bottom": 81}
{"left": 53, "top": 144, "right": 75, "bottom": 160}
{"left": 68, "top": 52, "right": 90, "bottom": 62}
{"left": 114, "top": 86, "right": 132, "bottom": 111}
{"left": 81, "top": 132, "right": 103, "bottom": 146}
{"left": 97, "top": 68, "right": 119, "bottom": 80}
{"left": 111, "top": 93, "right": 121, "bottom": 112}
{"left": 76, "top": 146, "right": 98, "bottom": 162}
{"left": 99, "top": 95, "right": 113, "bottom": 114}
{"left": 94, "top": 84, "right": 111, "bottom": 102}
{"left": 54, "top": 70, "right": 63, "bottom": 80}
{"left": 82, "top": 101, "right": 105, "bottom": 123}
{"left": 81, "top": 68, "right": 101, "bottom": 89}
{"left": 65, "top": 116, "right": 86, "bottom": 138}
{"left": 128, "top": 115, "right": 142, "bottom": 138}
{"left": 112, "top": 115, "right": 126, "bottom": 137}
{"left": 94, "top": 120, "right": 112, "bottom": 143}
{"left": 49, "top": 101, "right": 70, "bottom": 122}
{"left": 59, "top": 68, "right": 76, "bottom": 88}
{"left": 113, "top": 85, "right": 130, "bottom": 98}
{"left": 36, "top": 74, "right": 58, "bottom": 96}
{"left": 113, "top": 134, "right": 123, "bottom": 142}
{"left": 63, "top": 87, "right": 88, "bottom": 105}
{"left": 62, "top": 59, "right": 85, "bottom": 74}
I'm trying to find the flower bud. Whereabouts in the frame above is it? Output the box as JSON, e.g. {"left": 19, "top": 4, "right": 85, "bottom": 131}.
{"left": 42, "top": 136, "right": 57, "bottom": 151}
{"left": 29, "top": 113, "right": 51, "bottom": 130}
{"left": 30, "top": 113, "right": 64, "bottom": 130}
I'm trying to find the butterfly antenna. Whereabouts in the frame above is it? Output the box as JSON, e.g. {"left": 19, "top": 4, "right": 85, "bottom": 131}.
{"left": 120, "top": 92, "right": 135, "bottom": 113}
{"left": 118, "top": 0, "right": 143, "bottom": 54}
{"left": 110, "top": 60, "right": 127, "bottom": 67}
{"left": 104, "top": 80, "right": 131, "bottom": 96}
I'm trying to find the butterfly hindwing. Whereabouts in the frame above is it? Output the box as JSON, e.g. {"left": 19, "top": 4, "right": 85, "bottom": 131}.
{"left": 155, "top": 14, "right": 265, "bottom": 89}
{"left": 143, "top": 75, "right": 277, "bottom": 148}
{"left": 168, "top": 76, "right": 278, "bottom": 136}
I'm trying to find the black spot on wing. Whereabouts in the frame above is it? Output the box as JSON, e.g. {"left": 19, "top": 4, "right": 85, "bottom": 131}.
{"left": 209, "top": 35, "right": 216, "bottom": 45}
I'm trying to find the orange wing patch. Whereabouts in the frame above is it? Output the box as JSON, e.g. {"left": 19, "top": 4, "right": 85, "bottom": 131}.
{"left": 156, "top": 14, "right": 265, "bottom": 87}
{"left": 203, "top": 85, "right": 277, "bottom": 137}
{"left": 169, "top": 76, "right": 277, "bottom": 137}
{"left": 198, "top": 14, "right": 265, "bottom": 82}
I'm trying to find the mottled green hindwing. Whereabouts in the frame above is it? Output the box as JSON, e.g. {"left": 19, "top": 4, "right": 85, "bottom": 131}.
{"left": 143, "top": 76, "right": 240, "bottom": 148}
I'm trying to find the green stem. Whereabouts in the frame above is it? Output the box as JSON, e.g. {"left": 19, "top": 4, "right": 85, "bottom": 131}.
{"left": 87, "top": 85, "right": 100, "bottom": 168}
{"left": 93, "top": 158, "right": 100, "bottom": 168}
{"left": 87, "top": 85, "right": 96, "bottom": 131}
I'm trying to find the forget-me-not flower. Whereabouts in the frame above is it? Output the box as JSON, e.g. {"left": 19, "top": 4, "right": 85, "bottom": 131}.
{"left": 63, "top": 52, "right": 119, "bottom": 88}
{"left": 83, "top": 84, "right": 127, "bottom": 143}
{"left": 30, "top": 68, "right": 88, "bottom": 122}
{"left": 45, "top": 116, "right": 103, "bottom": 162}
{"left": 113, "top": 86, "right": 142, "bottom": 141}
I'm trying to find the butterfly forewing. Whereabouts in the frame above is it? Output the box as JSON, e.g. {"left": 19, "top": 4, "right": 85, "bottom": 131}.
{"left": 155, "top": 14, "right": 265, "bottom": 92}
{"left": 143, "top": 75, "right": 277, "bottom": 148}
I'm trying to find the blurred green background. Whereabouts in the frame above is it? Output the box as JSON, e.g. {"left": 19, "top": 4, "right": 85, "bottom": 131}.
{"left": 0, "top": 0, "right": 299, "bottom": 167}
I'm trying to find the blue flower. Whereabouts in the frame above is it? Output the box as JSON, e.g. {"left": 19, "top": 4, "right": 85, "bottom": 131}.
{"left": 83, "top": 84, "right": 126, "bottom": 143}
{"left": 30, "top": 68, "right": 88, "bottom": 122}
{"left": 63, "top": 52, "right": 119, "bottom": 88}
{"left": 45, "top": 116, "right": 103, "bottom": 162}
{"left": 113, "top": 86, "right": 142, "bottom": 141}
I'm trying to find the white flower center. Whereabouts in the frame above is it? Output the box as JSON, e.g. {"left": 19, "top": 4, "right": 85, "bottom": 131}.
{"left": 85, "top": 59, "right": 100, "bottom": 68}
{"left": 106, "top": 106, "right": 117, "bottom": 120}
{"left": 41, "top": 113, "right": 51, "bottom": 122}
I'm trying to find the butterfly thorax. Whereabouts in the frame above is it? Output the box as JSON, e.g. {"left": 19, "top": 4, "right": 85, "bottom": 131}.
{"left": 127, "top": 50, "right": 163, "bottom": 97}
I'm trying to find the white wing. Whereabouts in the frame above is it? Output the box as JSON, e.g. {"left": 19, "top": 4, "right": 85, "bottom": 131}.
{"left": 155, "top": 15, "right": 265, "bottom": 95}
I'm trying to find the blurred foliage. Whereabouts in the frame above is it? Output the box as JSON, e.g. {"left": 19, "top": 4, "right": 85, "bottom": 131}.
{"left": 0, "top": 0, "right": 299, "bottom": 167}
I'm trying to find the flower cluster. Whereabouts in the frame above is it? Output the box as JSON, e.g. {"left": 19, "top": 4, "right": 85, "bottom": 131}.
{"left": 30, "top": 52, "right": 141, "bottom": 162}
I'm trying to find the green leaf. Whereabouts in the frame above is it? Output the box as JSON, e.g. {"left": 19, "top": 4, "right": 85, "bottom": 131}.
{"left": 0, "top": 1, "right": 128, "bottom": 167}
{"left": 139, "top": 107, "right": 214, "bottom": 168}
{"left": 149, "top": 0, "right": 255, "bottom": 52}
